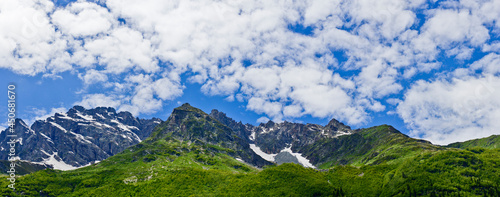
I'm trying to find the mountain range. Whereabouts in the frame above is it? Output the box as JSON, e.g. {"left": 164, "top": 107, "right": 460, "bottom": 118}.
{"left": 0, "top": 106, "right": 161, "bottom": 170}
{"left": 1, "top": 103, "right": 500, "bottom": 196}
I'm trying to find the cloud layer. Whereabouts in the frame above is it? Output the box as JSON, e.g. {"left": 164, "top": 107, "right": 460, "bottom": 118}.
{"left": 1, "top": 0, "right": 500, "bottom": 144}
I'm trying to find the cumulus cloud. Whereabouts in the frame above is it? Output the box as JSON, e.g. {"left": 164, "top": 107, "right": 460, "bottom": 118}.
{"left": 51, "top": 1, "right": 114, "bottom": 37}
{"left": 0, "top": 0, "right": 71, "bottom": 75}
{"left": 397, "top": 74, "right": 500, "bottom": 145}
{"left": 26, "top": 107, "right": 68, "bottom": 125}
{"left": 74, "top": 94, "right": 121, "bottom": 110}
{"left": 1, "top": 0, "right": 500, "bottom": 143}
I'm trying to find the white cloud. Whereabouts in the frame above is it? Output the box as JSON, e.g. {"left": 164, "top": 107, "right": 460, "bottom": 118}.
{"left": 413, "top": 8, "right": 489, "bottom": 56}
{"left": 256, "top": 116, "right": 270, "bottom": 123}
{"left": 26, "top": 107, "right": 68, "bottom": 125}
{"left": 0, "top": 0, "right": 71, "bottom": 75}
{"left": 51, "top": 2, "right": 114, "bottom": 37}
{"left": 78, "top": 27, "right": 158, "bottom": 74}
{"left": 470, "top": 53, "right": 500, "bottom": 75}
{"left": 2, "top": 0, "right": 500, "bottom": 143}
{"left": 74, "top": 94, "right": 121, "bottom": 110}
{"left": 344, "top": 0, "right": 420, "bottom": 40}
{"left": 303, "top": 0, "right": 341, "bottom": 26}
{"left": 80, "top": 69, "right": 108, "bottom": 85}
{"left": 397, "top": 75, "right": 500, "bottom": 145}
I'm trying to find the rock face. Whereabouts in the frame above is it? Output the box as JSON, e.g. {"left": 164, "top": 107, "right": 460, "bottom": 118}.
{"left": 209, "top": 108, "right": 352, "bottom": 168}
{"left": 209, "top": 109, "right": 253, "bottom": 142}
{"left": 252, "top": 120, "right": 352, "bottom": 154}
{"left": 3, "top": 103, "right": 423, "bottom": 171}
{"left": 148, "top": 103, "right": 272, "bottom": 167}
{"left": 0, "top": 106, "right": 161, "bottom": 170}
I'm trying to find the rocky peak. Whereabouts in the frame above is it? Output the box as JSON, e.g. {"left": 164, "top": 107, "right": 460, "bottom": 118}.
{"left": 0, "top": 106, "right": 161, "bottom": 170}
{"left": 71, "top": 105, "right": 86, "bottom": 112}
{"left": 209, "top": 109, "right": 251, "bottom": 142}
{"left": 325, "top": 118, "right": 351, "bottom": 133}
{"left": 150, "top": 105, "right": 272, "bottom": 167}
{"left": 260, "top": 120, "right": 276, "bottom": 128}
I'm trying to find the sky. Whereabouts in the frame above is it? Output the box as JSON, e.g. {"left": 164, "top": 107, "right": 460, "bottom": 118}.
{"left": 1, "top": 0, "right": 500, "bottom": 145}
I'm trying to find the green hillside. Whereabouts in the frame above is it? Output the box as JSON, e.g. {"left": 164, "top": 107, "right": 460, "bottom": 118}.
{"left": 1, "top": 105, "right": 499, "bottom": 196}
{"left": 447, "top": 135, "right": 500, "bottom": 149}
{"left": 300, "top": 125, "right": 443, "bottom": 168}
{"left": 2, "top": 146, "right": 500, "bottom": 196}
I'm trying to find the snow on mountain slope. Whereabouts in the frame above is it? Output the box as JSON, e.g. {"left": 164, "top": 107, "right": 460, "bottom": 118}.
{"left": 249, "top": 144, "right": 277, "bottom": 162}
{"left": 0, "top": 106, "right": 162, "bottom": 169}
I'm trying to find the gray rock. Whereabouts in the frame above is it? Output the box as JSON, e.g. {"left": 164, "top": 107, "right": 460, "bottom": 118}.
{"left": 0, "top": 106, "right": 161, "bottom": 169}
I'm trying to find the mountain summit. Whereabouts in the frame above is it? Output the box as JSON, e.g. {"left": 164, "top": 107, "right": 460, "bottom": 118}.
{"left": 2, "top": 103, "right": 500, "bottom": 197}
{"left": 146, "top": 103, "right": 272, "bottom": 167}
{"left": 0, "top": 106, "right": 161, "bottom": 170}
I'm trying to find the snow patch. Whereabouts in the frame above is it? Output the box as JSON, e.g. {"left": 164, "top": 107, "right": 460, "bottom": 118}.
{"left": 76, "top": 113, "right": 94, "bottom": 121}
{"left": 56, "top": 113, "right": 75, "bottom": 120}
{"left": 95, "top": 113, "right": 106, "bottom": 119}
{"left": 129, "top": 131, "right": 142, "bottom": 142}
{"left": 249, "top": 144, "right": 277, "bottom": 162}
{"left": 249, "top": 144, "right": 316, "bottom": 168}
{"left": 69, "top": 131, "right": 93, "bottom": 144}
{"left": 40, "top": 152, "right": 77, "bottom": 171}
{"left": 19, "top": 121, "right": 35, "bottom": 134}
{"left": 77, "top": 123, "right": 89, "bottom": 126}
{"left": 280, "top": 146, "right": 315, "bottom": 168}
{"left": 40, "top": 132, "right": 54, "bottom": 143}
{"left": 92, "top": 121, "right": 114, "bottom": 129}
{"left": 249, "top": 131, "right": 256, "bottom": 141}
{"left": 236, "top": 158, "right": 244, "bottom": 163}
{"left": 259, "top": 127, "right": 275, "bottom": 134}
{"left": 334, "top": 131, "right": 351, "bottom": 137}
{"left": 9, "top": 156, "right": 21, "bottom": 161}
{"left": 111, "top": 120, "right": 132, "bottom": 132}
{"left": 50, "top": 122, "right": 68, "bottom": 133}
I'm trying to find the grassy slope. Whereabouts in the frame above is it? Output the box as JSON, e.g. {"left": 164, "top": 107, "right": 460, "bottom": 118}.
{"left": 447, "top": 135, "right": 500, "bottom": 149}
{"left": 301, "top": 125, "right": 443, "bottom": 168}
{"left": 0, "top": 139, "right": 340, "bottom": 196}
{"left": 2, "top": 147, "right": 499, "bottom": 196}
{"left": 324, "top": 148, "right": 500, "bottom": 196}
{"left": 1, "top": 122, "right": 500, "bottom": 196}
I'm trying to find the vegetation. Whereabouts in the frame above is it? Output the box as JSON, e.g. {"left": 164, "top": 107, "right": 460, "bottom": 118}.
{"left": 447, "top": 135, "right": 500, "bottom": 149}
{"left": 300, "top": 125, "right": 443, "bottom": 168}
{"left": 2, "top": 138, "right": 499, "bottom": 196}
{"left": 1, "top": 106, "right": 499, "bottom": 196}
{"left": 0, "top": 140, "right": 341, "bottom": 196}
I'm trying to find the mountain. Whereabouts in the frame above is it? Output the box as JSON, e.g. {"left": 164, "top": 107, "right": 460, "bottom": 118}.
{"left": 0, "top": 106, "right": 161, "bottom": 170}
{"left": 1, "top": 103, "right": 500, "bottom": 196}
{"left": 299, "top": 125, "right": 442, "bottom": 168}
{"left": 209, "top": 109, "right": 353, "bottom": 167}
{"left": 146, "top": 103, "right": 272, "bottom": 167}
{"left": 447, "top": 135, "right": 500, "bottom": 149}
{"left": 209, "top": 110, "right": 440, "bottom": 169}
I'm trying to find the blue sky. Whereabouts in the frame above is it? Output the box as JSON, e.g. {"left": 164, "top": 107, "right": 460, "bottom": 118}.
{"left": 1, "top": 0, "right": 500, "bottom": 145}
